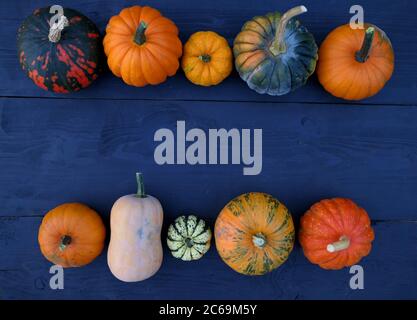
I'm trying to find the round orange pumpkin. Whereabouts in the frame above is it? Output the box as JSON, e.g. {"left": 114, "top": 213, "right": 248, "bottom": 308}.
{"left": 38, "top": 203, "right": 106, "bottom": 268}
{"left": 215, "top": 192, "right": 295, "bottom": 275}
{"left": 299, "top": 198, "right": 375, "bottom": 270}
{"left": 317, "top": 24, "right": 394, "bottom": 100}
{"left": 181, "top": 31, "right": 233, "bottom": 86}
{"left": 103, "top": 5, "right": 182, "bottom": 87}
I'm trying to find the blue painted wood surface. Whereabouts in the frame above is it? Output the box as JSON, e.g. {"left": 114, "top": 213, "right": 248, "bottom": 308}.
{"left": 0, "top": 0, "right": 417, "bottom": 299}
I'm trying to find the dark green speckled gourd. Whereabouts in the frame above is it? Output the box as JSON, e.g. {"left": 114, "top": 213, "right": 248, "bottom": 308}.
{"left": 233, "top": 6, "right": 318, "bottom": 96}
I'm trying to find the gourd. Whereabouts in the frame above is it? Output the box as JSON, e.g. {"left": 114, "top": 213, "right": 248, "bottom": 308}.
{"left": 17, "top": 7, "right": 102, "bottom": 93}
{"left": 181, "top": 31, "right": 233, "bottom": 86}
{"left": 233, "top": 6, "right": 318, "bottom": 95}
{"left": 299, "top": 198, "right": 375, "bottom": 270}
{"left": 215, "top": 192, "right": 295, "bottom": 275}
{"left": 167, "top": 215, "right": 212, "bottom": 261}
{"left": 38, "top": 203, "right": 106, "bottom": 267}
{"left": 108, "top": 173, "right": 163, "bottom": 282}
{"left": 103, "top": 5, "right": 182, "bottom": 87}
{"left": 317, "top": 24, "right": 394, "bottom": 100}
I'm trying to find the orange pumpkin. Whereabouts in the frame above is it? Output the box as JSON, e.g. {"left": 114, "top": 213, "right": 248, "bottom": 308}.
{"left": 299, "top": 198, "right": 375, "bottom": 270}
{"left": 181, "top": 31, "right": 233, "bottom": 86}
{"left": 215, "top": 192, "right": 295, "bottom": 275}
{"left": 103, "top": 5, "right": 182, "bottom": 87}
{"left": 317, "top": 24, "right": 394, "bottom": 100}
{"left": 38, "top": 203, "right": 106, "bottom": 268}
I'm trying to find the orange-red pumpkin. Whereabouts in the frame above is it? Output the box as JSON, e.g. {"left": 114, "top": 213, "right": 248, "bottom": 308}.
{"left": 215, "top": 192, "right": 295, "bottom": 275}
{"left": 317, "top": 24, "right": 394, "bottom": 100}
{"left": 299, "top": 198, "right": 375, "bottom": 270}
{"left": 103, "top": 5, "right": 182, "bottom": 87}
{"left": 38, "top": 203, "right": 106, "bottom": 268}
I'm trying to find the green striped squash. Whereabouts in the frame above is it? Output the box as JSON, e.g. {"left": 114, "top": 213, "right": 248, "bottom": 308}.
{"left": 167, "top": 215, "right": 212, "bottom": 261}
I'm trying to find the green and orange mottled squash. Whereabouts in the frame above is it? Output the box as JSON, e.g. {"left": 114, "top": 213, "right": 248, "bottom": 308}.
{"left": 215, "top": 192, "right": 295, "bottom": 275}
{"left": 233, "top": 6, "right": 318, "bottom": 95}
{"left": 17, "top": 7, "right": 103, "bottom": 93}
{"left": 299, "top": 198, "right": 375, "bottom": 270}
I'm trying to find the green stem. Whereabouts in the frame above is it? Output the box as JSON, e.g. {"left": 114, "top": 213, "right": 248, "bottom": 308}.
{"left": 133, "top": 21, "right": 148, "bottom": 45}
{"left": 269, "top": 5, "right": 308, "bottom": 56}
{"left": 59, "top": 235, "right": 71, "bottom": 251}
{"left": 136, "top": 172, "right": 146, "bottom": 198}
{"left": 327, "top": 236, "right": 350, "bottom": 253}
{"left": 355, "top": 27, "right": 375, "bottom": 63}
{"left": 199, "top": 54, "right": 211, "bottom": 63}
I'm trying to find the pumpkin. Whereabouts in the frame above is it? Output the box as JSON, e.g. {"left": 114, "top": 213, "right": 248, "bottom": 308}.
{"left": 215, "top": 192, "right": 295, "bottom": 275}
{"left": 299, "top": 198, "right": 375, "bottom": 270}
{"left": 181, "top": 31, "right": 233, "bottom": 86}
{"left": 17, "top": 7, "right": 102, "bottom": 93}
{"left": 108, "top": 173, "right": 163, "bottom": 282}
{"left": 103, "top": 5, "right": 182, "bottom": 87}
{"left": 167, "top": 215, "right": 212, "bottom": 261}
{"left": 233, "top": 6, "right": 318, "bottom": 95}
{"left": 38, "top": 203, "right": 106, "bottom": 268}
{"left": 317, "top": 24, "right": 394, "bottom": 100}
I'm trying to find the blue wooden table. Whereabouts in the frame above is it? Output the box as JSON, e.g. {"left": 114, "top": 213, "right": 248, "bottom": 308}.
{"left": 1, "top": 0, "right": 417, "bottom": 300}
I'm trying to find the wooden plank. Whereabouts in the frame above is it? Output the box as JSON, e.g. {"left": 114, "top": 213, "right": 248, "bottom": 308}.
{"left": 1, "top": 98, "right": 417, "bottom": 220}
{"left": 1, "top": 0, "right": 416, "bottom": 105}
{"left": 0, "top": 216, "right": 416, "bottom": 299}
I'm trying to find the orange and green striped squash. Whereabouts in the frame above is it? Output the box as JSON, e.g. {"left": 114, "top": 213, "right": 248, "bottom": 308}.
{"left": 214, "top": 192, "right": 295, "bottom": 275}
{"left": 233, "top": 6, "right": 318, "bottom": 96}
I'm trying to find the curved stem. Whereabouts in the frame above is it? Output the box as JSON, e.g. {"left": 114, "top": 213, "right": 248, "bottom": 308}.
{"left": 355, "top": 27, "right": 375, "bottom": 63}
{"left": 59, "top": 235, "right": 72, "bottom": 251}
{"left": 199, "top": 54, "right": 211, "bottom": 63}
{"left": 252, "top": 233, "right": 267, "bottom": 248}
{"left": 327, "top": 236, "right": 350, "bottom": 253}
{"left": 48, "top": 15, "right": 69, "bottom": 43}
{"left": 135, "top": 172, "right": 146, "bottom": 198}
{"left": 134, "top": 21, "right": 148, "bottom": 45}
{"left": 269, "top": 5, "right": 308, "bottom": 56}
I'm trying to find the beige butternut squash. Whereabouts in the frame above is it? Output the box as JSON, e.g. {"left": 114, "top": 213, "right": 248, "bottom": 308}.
{"left": 107, "top": 173, "right": 163, "bottom": 282}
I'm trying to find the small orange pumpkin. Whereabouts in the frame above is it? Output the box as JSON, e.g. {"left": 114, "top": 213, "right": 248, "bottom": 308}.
{"left": 215, "top": 192, "right": 295, "bottom": 275}
{"left": 38, "top": 203, "right": 106, "bottom": 268}
{"left": 181, "top": 31, "right": 233, "bottom": 86}
{"left": 299, "top": 198, "right": 375, "bottom": 270}
{"left": 317, "top": 24, "right": 394, "bottom": 100}
{"left": 103, "top": 5, "right": 182, "bottom": 87}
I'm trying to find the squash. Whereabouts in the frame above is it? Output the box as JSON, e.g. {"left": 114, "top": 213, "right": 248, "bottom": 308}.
{"left": 167, "top": 215, "right": 212, "bottom": 261}
{"left": 38, "top": 203, "right": 106, "bottom": 267}
{"left": 181, "top": 31, "right": 233, "bottom": 86}
{"left": 299, "top": 198, "right": 375, "bottom": 270}
{"left": 233, "top": 6, "right": 318, "bottom": 95}
{"left": 317, "top": 24, "right": 394, "bottom": 100}
{"left": 108, "top": 173, "right": 163, "bottom": 282}
{"left": 103, "top": 5, "right": 182, "bottom": 87}
{"left": 215, "top": 192, "right": 295, "bottom": 275}
{"left": 17, "top": 7, "right": 102, "bottom": 93}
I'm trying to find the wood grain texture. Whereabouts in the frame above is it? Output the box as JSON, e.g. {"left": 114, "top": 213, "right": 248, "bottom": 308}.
{"left": 1, "top": 98, "right": 417, "bottom": 220}
{"left": 1, "top": 0, "right": 416, "bottom": 105}
{"left": 0, "top": 217, "right": 416, "bottom": 299}
{"left": 1, "top": 0, "right": 417, "bottom": 300}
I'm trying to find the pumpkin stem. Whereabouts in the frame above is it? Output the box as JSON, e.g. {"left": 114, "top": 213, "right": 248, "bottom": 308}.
{"left": 135, "top": 172, "right": 146, "bottom": 198}
{"left": 270, "top": 5, "right": 308, "bottom": 56}
{"left": 59, "top": 235, "right": 72, "bottom": 251}
{"left": 327, "top": 236, "right": 350, "bottom": 253}
{"left": 134, "top": 21, "right": 148, "bottom": 45}
{"left": 355, "top": 27, "right": 375, "bottom": 63}
{"left": 199, "top": 54, "right": 211, "bottom": 63}
{"left": 48, "top": 15, "right": 69, "bottom": 43}
{"left": 252, "top": 233, "right": 267, "bottom": 248}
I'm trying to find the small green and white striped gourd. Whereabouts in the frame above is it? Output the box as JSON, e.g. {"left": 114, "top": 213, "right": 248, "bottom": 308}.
{"left": 167, "top": 215, "right": 212, "bottom": 261}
